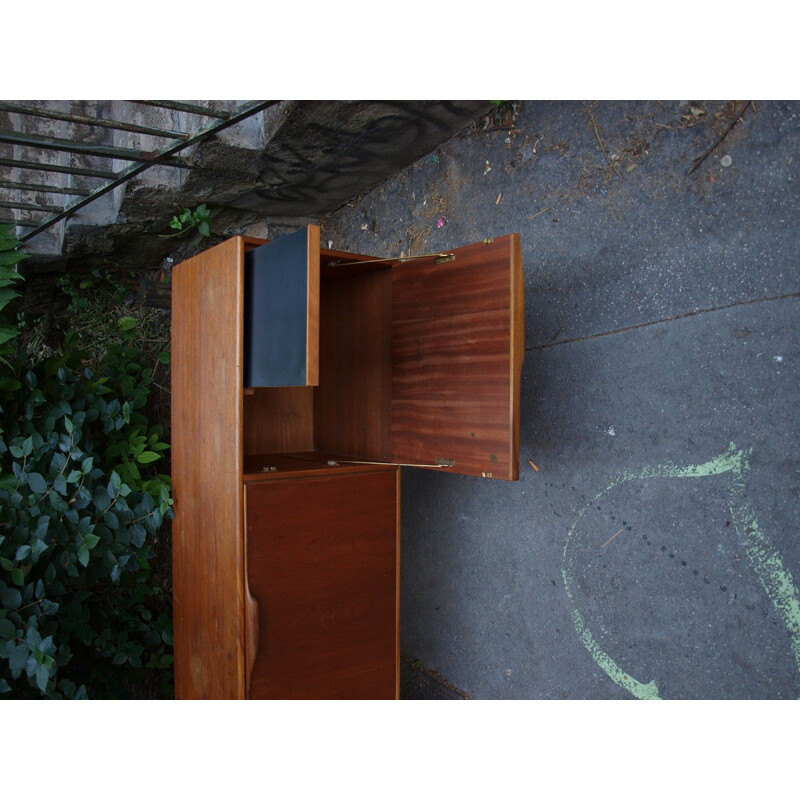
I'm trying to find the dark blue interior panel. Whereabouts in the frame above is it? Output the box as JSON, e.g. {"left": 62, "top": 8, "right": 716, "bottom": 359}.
{"left": 244, "top": 229, "right": 308, "bottom": 387}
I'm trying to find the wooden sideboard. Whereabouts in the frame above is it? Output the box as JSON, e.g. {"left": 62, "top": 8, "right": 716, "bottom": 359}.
{"left": 171, "top": 226, "right": 524, "bottom": 699}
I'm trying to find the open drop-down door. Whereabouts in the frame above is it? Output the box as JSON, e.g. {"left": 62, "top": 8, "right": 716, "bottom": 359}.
{"left": 390, "top": 234, "right": 524, "bottom": 480}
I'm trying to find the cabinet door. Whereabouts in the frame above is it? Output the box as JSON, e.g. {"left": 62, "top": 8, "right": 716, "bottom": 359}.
{"left": 245, "top": 469, "right": 400, "bottom": 699}
{"left": 390, "top": 234, "right": 524, "bottom": 480}
{"left": 244, "top": 225, "right": 320, "bottom": 386}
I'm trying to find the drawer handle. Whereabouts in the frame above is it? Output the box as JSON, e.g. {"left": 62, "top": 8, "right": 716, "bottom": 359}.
{"left": 245, "top": 583, "right": 259, "bottom": 697}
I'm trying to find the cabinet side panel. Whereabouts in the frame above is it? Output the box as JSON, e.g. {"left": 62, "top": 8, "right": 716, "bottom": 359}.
{"left": 172, "top": 237, "right": 245, "bottom": 699}
{"left": 246, "top": 470, "right": 399, "bottom": 699}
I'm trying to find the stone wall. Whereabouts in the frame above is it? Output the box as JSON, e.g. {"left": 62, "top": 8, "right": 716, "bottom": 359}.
{"left": 1, "top": 100, "right": 489, "bottom": 273}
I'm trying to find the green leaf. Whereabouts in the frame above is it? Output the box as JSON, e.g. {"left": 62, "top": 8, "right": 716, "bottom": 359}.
{"left": 198, "top": 220, "right": 210, "bottom": 237}
{"left": 8, "top": 641, "right": 27, "bottom": 672}
{"left": 77, "top": 545, "right": 90, "bottom": 568}
{"left": 117, "top": 316, "right": 138, "bottom": 332}
{"left": 157, "top": 351, "right": 170, "bottom": 364}
{"left": 0, "top": 377, "right": 22, "bottom": 392}
{"left": 0, "top": 617, "right": 15, "bottom": 639}
{"left": 31, "top": 538, "right": 49, "bottom": 559}
{"left": 0, "top": 286, "right": 21, "bottom": 311}
{"left": 130, "top": 524, "right": 146, "bottom": 548}
{"left": 0, "top": 585, "right": 21, "bottom": 610}
{"left": 0, "top": 325, "right": 20, "bottom": 345}
{"left": 0, "top": 250, "right": 28, "bottom": 268}
{"left": 136, "top": 451, "right": 161, "bottom": 464}
{"left": 26, "top": 627, "right": 41, "bottom": 649}
{"left": 27, "top": 472, "right": 48, "bottom": 494}
{"left": 64, "top": 416, "right": 74, "bottom": 433}
{"left": 49, "top": 492, "right": 69, "bottom": 514}
{"left": 35, "top": 662, "right": 50, "bottom": 693}
{"left": 93, "top": 485, "right": 110, "bottom": 508}
{"left": 84, "top": 533, "right": 101, "bottom": 550}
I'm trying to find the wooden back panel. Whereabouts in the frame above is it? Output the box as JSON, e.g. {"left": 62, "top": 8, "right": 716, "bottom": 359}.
{"left": 172, "top": 237, "right": 246, "bottom": 699}
{"left": 390, "top": 234, "right": 524, "bottom": 480}
{"left": 313, "top": 269, "right": 393, "bottom": 461}
{"left": 243, "top": 387, "right": 315, "bottom": 454}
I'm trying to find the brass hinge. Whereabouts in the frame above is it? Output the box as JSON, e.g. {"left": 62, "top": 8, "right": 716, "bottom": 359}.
{"left": 323, "top": 457, "right": 455, "bottom": 468}
{"left": 328, "top": 252, "right": 454, "bottom": 268}
{"left": 483, "top": 237, "right": 494, "bottom": 244}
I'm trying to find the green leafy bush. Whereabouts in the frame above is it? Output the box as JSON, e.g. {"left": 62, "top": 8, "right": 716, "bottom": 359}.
{"left": 0, "top": 226, "right": 25, "bottom": 388}
{"left": 0, "top": 226, "right": 174, "bottom": 698}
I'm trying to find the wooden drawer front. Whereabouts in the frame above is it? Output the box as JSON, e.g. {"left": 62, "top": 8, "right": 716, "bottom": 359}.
{"left": 246, "top": 470, "right": 399, "bottom": 699}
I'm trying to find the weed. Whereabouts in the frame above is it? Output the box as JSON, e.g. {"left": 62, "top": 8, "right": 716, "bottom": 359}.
{"left": 162, "top": 203, "right": 211, "bottom": 238}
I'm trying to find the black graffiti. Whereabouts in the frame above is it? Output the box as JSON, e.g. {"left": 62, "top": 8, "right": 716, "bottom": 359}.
{"left": 245, "top": 101, "right": 486, "bottom": 212}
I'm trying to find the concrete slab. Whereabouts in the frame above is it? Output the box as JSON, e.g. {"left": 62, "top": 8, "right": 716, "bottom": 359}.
{"left": 321, "top": 100, "right": 800, "bottom": 699}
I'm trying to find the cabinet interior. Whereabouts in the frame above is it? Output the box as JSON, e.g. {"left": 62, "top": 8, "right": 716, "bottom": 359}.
{"left": 243, "top": 247, "right": 393, "bottom": 479}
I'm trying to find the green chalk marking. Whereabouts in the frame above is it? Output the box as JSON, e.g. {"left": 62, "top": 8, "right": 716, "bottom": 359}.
{"left": 729, "top": 494, "right": 800, "bottom": 681}
{"left": 570, "top": 608, "right": 661, "bottom": 700}
{"left": 562, "top": 443, "right": 800, "bottom": 699}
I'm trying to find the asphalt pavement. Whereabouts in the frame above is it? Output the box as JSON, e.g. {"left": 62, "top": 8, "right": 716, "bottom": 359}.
{"left": 322, "top": 100, "right": 800, "bottom": 699}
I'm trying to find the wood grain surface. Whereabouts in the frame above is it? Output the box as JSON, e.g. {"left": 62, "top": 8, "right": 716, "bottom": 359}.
{"left": 172, "top": 230, "right": 522, "bottom": 700}
{"left": 314, "top": 269, "right": 393, "bottom": 461}
{"left": 243, "top": 387, "right": 314, "bottom": 454}
{"left": 172, "top": 237, "right": 247, "bottom": 699}
{"left": 306, "top": 225, "right": 320, "bottom": 385}
{"left": 390, "top": 234, "right": 524, "bottom": 480}
{"left": 246, "top": 470, "right": 400, "bottom": 699}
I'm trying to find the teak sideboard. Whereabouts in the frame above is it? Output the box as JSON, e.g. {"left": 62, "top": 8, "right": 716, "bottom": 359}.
{"left": 171, "top": 226, "right": 524, "bottom": 699}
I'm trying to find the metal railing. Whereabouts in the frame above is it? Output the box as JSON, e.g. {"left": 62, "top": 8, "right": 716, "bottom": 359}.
{"left": 0, "top": 100, "right": 277, "bottom": 241}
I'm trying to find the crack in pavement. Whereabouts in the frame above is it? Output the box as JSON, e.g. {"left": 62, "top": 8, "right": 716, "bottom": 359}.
{"left": 528, "top": 291, "right": 800, "bottom": 351}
